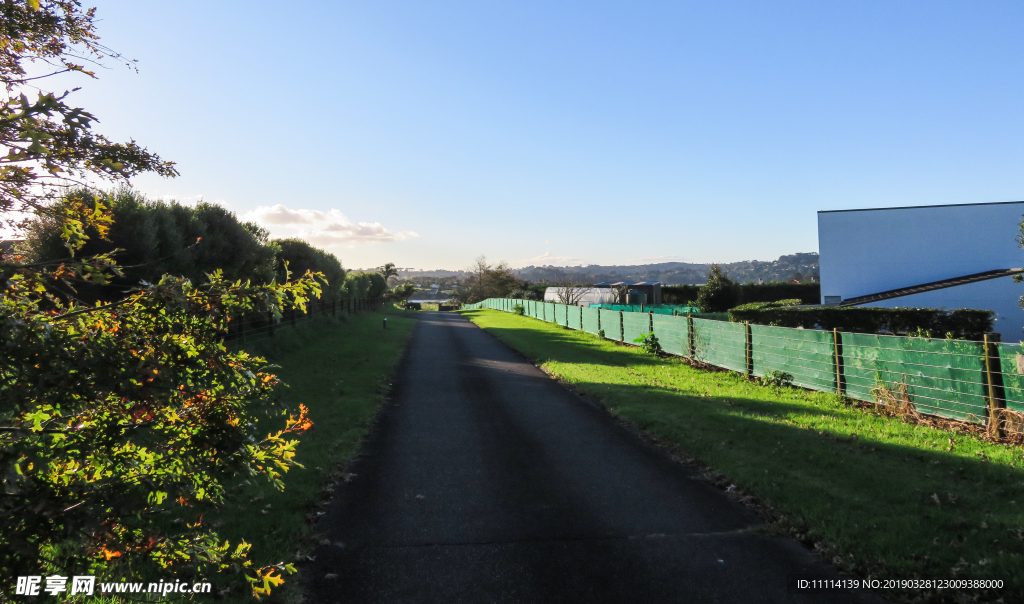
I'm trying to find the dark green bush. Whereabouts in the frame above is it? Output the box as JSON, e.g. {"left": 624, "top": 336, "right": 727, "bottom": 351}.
{"left": 728, "top": 305, "right": 994, "bottom": 339}
{"left": 695, "top": 265, "right": 739, "bottom": 312}
{"left": 274, "top": 238, "right": 346, "bottom": 301}
{"left": 664, "top": 282, "right": 820, "bottom": 306}
{"left": 24, "top": 188, "right": 280, "bottom": 301}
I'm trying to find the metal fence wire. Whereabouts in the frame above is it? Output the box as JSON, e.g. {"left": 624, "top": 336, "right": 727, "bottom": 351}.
{"left": 472, "top": 298, "right": 1024, "bottom": 439}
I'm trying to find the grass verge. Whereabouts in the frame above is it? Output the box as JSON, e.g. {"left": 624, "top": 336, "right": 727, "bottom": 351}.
{"left": 212, "top": 305, "right": 416, "bottom": 602}
{"left": 462, "top": 309, "right": 1024, "bottom": 603}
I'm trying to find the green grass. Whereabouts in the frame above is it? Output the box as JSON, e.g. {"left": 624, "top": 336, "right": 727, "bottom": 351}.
{"left": 76, "top": 306, "right": 416, "bottom": 603}
{"left": 462, "top": 309, "right": 1024, "bottom": 603}
{"left": 212, "top": 305, "right": 416, "bottom": 602}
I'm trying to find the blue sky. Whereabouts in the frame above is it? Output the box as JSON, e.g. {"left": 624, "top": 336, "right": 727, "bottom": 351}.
{"left": 31, "top": 0, "right": 1024, "bottom": 270}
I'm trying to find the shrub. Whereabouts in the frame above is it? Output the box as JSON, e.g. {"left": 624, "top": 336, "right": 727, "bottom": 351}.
{"left": 728, "top": 305, "right": 993, "bottom": 339}
{"left": 632, "top": 332, "right": 662, "bottom": 355}
{"left": 275, "top": 238, "right": 346, "bottom": 301}
{"left": 760, "top": 370, "right": 794, "bottom": 388}
{"left": 696, "top": 265, "right": 740, "bottom": 312}
{"left": 513, "top": 304, "right": 525, "bottom": 316}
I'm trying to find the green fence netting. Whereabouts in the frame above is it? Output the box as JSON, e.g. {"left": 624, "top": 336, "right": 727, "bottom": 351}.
{"left": 652, "top": 314, "right": 689, "bottom": 358}
{"left": 622, "top": 312, "right": 650, "bottom": 345}
{"left": 570, "top": 305, "right": 584, "bottom": 330}
{"left": 751, "top": 324, "right": 836, "bottom": 393}
{"left": 553, "top": 303, "right": 569, "bottom": 327}
{"left": 841, "top": 333, "right": 988, "bottom": 423}
{"left": 474, "top": 299, "right": 1001, "bottom": 428}
{"left": 693, "top": 318, "right": 747, "bottom": 373}
{"left": 599, "top": 310, "right": 622, "bottom": 340}
{"left": 996, "top": 343, "right": 1024, "bottom": 413}
{"left": 582, "top": 307, "right": 601, "bottom": 335}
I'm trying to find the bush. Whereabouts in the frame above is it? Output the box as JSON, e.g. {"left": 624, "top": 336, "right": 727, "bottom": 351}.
{"left": 24, "top": 189, "right": 280, "bottom": 301}
{"left": 664, "top": 282, "right": 820, "bottom": 306}
{"left": 728, "top": 305, "right": 994, "bottom": 339}
{"left": 695, "top": 265, "right": 739, "bottom": 312}
{"left": 513, "top": 304, "right": 525, "bottom": 316}
{"left": 760, "top": 370, "right": 794, "bottom": 388}
{"left": 632, "top": 332, "right": 662, "bottom": 355}
{"left": 275, "top": 238, "right": 346, "bottom": 301}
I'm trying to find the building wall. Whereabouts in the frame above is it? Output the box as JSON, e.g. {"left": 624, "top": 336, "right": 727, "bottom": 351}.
{"left": 818, "top": 201, "right": 1024, "bottom": 339}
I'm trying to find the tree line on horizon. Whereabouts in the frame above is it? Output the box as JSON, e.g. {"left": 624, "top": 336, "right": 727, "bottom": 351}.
{"left": 14, "top": 187, "right": 391, "bottom": 304}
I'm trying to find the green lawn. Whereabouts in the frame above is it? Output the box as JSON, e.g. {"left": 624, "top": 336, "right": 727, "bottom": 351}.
{"left": 462, "top": 309, "right": 1024, "bottom": 603}
{"left": 213, "top": 305, "right": 416, "bottom": 602}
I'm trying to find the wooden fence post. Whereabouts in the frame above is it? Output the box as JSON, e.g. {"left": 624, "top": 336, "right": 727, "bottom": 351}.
{"left": 833, "top": 328, "right": 845, "bottom": 395}
{"left": 983, "top": 334, "right": 1005, "bottom": 438}
{"left": 687, "top": 315, "right": 695, "bottom": 359}
{"left": 745, "top": 322, "right": 753, "bottom": 378}
{"left": 268, "top": 309, "right": 275, "bottom": 337}
{"left": 649, "top": 311, "right": 654, "bottom": 335}
{"left": 618, "top": 311, "right": 624, "bottom": 342}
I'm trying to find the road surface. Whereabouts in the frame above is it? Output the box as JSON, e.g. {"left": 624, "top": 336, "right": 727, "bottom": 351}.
{"left": 304, "top": 311, "right": 879, "bottom": 603}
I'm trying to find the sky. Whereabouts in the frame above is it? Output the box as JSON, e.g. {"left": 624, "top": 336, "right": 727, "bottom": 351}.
{"left": 11, "top": 1, "right": 1024, "bottom": 270}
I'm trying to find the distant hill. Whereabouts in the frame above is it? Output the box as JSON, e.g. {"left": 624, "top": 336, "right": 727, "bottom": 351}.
{"left": 514, "top": 253, "right": 819, "bottom": 285}
{"left": 393, "top": 253, "right": 819, "bottom": 285}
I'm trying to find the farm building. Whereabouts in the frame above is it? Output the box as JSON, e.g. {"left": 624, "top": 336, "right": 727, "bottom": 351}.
{"left": 543, "top": 287, "right": 619, "bottom": 306}
{"left": 817, "top": 201, "right": 1024, "bottom": 339}
{"left": 543, "top": 282, "right": 664, "bottom": 306}
{"left": 594, "top": 282, "right": 663, "bottom": 305}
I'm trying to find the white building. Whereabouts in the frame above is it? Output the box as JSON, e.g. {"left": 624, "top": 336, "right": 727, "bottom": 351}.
{"left": 543, "top": 287, "right": 620, "bottom": 306}
{"left": 818, "top": 201, "right": 1024, "bottom": 339}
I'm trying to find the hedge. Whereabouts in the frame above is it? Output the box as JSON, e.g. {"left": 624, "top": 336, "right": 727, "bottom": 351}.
{"left": 727, "top": 303, "right": 994, "bottom": 340}
{"left": 663, "top": 282, "right": 820, "bottom": 306}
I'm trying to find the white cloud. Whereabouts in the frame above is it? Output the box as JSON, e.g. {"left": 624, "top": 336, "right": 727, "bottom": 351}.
{"left": 512, "top": 251, "right": 587, "bottom": 268}
{"left": 243, "top": 204, "right": 417, "bottom": 245}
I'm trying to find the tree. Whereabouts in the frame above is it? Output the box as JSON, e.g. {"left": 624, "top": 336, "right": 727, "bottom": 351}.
{"left": 276, "top": 237, "right": 346, "bottom": 301}
{"left": 378, "top": 262, "right": 399, "bottom": 287}
{"left": 553, "top": 275, "right": 593, "bottom": 306}
{"left": 696, "top": 264, "right": 740, "bottom": 312}
{"left": 0, "top": 1, "right": 177, "bottom": 238}
{"left": 456, "top": 256, "right": 525, "bottom": 303}
{"left": 0, "top": 2, "right": 319, "bottom": 597}
{"left": 24, "top": 188, "right": 281, "bottom": 301}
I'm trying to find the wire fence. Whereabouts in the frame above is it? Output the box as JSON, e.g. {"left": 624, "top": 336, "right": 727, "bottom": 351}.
{"left": 224, "top": 297, "right": 387, "bottom": 346}
{"left": 466, "top": 298, "right": 1024, "bottom": 440}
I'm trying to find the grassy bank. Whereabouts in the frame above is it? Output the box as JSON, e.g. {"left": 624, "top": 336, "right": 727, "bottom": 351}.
{"left": 213, "top": 305, "right": 416, "bottom": 602}
{"left": 462, "top": 309, "right": 1024, "bottom": 603}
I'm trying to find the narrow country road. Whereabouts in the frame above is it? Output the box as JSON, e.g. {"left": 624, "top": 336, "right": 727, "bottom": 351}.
{"left": 304, "top": 312, "right": 878, "bottom": 603}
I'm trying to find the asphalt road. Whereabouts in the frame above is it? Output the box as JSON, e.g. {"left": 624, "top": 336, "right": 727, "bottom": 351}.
{"left": 304, "top": 311, "right": 880, "bottom": 603}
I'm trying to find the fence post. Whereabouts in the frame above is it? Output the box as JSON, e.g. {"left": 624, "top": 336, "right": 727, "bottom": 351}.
{"left": 268, "top": 309, "right": 275, "bottom": 337}
{"left": 542, "top": 303, "right": 546, "bottom": 322}
{"left": 579, "top": 306, "right": 583, "bottom": 331}
{"left": 983, "top": 334, "right": 1005, "bottom": 438}
{"left": 649, "top": 311, "right": 654, "bottom": 335}
{"left": 240, "top": 312, "right": 246, "bottom": 344}
{"left": 745, "top": 322, "right": 752, "bottom": 378}
{"left": 618, "top": 311, "right": 624, "bottom": 342}
{"left": 687, "top": 315, "right": 695, "bottom": 359}
{"left": 597, "top": 309, "right": 601, "bottom": 334}
{"left": 291, "top": 306, "right": 297, "bottom": 328}
{"left": 333, "top": 300, "right": 337, "bottom": 316}
{"left": 833, "top": 328, "right": 845, "bottom": 395}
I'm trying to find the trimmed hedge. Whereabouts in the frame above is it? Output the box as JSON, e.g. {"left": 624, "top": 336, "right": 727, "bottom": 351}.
{"left": 663, "top": 282, "right": 820, "bottom": 306}
{"left": 728, "top": 303, "right": 994, "bottom": 340}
